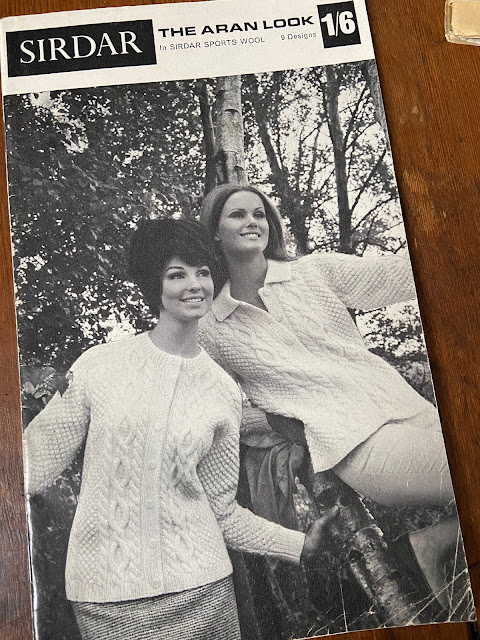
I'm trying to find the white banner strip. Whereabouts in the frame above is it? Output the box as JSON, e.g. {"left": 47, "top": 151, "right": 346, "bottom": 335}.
{"left": 0, "top": 0, "right": 374, "bottom": 95}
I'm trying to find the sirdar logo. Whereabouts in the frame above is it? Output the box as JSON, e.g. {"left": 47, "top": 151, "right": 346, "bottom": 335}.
{"left": 19, "top": 31, "right": 143, "bottom": 64}
{"left": 6, "top": 20, "right": 157, "bottom": 77}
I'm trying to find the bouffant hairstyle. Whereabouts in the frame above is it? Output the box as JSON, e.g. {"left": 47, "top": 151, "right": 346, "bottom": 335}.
{"left": 199, "top": 184, "right": 290, "bottom": 261}
{"left": 128, "top": 217, "right": 221, "bottom": 316}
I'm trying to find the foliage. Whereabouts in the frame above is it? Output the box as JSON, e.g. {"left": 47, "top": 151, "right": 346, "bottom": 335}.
{"left": 359, "top": 303, "right": 435, "bottom": 401}
{"left": 5, "top": 82, "right": 206, "bottom": 369}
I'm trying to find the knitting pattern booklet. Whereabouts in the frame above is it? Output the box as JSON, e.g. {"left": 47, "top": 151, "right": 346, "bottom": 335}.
{"left": 0, "top": 0, "right": 476, "bottom": 638}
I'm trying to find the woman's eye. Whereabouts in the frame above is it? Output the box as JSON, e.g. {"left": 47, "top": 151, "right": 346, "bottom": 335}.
{"left": 167, "top": 272, "right": 184, "bottom": 280}
{"left": 229, "top": 210, "right": 244, "bottom": 218}
{"left": 255, "top": 211, "right": 266, "bottom": 218}
{"left": 198, "top": 269, "right": 211, "bottom": 277}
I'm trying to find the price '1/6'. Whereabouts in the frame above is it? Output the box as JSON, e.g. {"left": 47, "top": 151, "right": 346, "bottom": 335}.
{"left": 320, "top": 11, "right": 357, "bottom": 37}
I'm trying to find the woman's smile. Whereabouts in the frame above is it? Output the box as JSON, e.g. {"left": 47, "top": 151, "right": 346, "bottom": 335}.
{"left": 181, "top": 296, "right": 205, "bottom": 304}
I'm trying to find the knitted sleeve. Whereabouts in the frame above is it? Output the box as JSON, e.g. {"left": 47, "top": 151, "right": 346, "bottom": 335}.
{"left": 198, "top": 318, "right": 233, "bottom": 375}
{"left": 23, "top": 356, "right": 91, "bottom": 495}
{"left": 200, "top": 315, "right": 273, "bottom": 440}
{"left": 240, "top": 400, "right": 273, "bottom": 438}
{"left": 305, "top": 252, "right": 416, "bottom": 310}
{"left": 197, "top": 399, "right": 305, "bottom": 565}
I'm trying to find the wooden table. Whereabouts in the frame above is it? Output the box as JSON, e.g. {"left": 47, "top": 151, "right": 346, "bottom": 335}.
{"left": 1, "top": 1, "right": 479, "bottom": 639}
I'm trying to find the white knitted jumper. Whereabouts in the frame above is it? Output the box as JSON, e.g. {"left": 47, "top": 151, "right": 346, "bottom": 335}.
{"left": 199, "top": 253, "right": 433, "bottom": 472}
{"left": 23, "top": 332, "right": 305, "bottom": 603}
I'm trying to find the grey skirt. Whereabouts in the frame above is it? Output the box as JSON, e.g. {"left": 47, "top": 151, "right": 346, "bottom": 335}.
{"left": 71, "top": 576, "right": 241, "bottom": 640}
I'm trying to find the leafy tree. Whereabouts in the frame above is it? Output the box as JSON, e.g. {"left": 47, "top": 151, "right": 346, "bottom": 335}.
{"left": 5, "top": 82, "right": 206, "bottom": 370}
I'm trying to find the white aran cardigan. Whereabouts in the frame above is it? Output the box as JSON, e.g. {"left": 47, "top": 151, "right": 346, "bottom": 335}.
{"left": 199, "top": 253, "right": 432, "bottom": 472}
{"left": 23, "top": 332, "right": 305, "bottom": 603}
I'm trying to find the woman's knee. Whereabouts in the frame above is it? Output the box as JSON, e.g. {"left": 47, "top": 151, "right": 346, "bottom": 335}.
{"left": 332, "top": 424, "right": 455, "bottom": 508}
{"left": 334, "top": 468, "right": 453, "bottom": 508}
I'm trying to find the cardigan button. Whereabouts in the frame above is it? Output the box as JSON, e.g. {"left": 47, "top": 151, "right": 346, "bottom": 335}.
{"left": 145, "top": 500, "right": 154, "bottom": 509}
{"left": 148, "top": 461, "right": 155, "bottom": 470}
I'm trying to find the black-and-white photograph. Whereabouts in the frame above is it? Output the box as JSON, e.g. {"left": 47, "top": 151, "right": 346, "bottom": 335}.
{"left": 4, "top": 62, "right": 475, "bottom": 640}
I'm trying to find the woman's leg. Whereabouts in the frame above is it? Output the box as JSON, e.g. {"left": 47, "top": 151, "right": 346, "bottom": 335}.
{"left": 332, "top": 412, "right": 454, "bottom": 508}
{"left": 409, "top": 515, "right": 460, "bottom": 609}
{"left": 332, "top": 411, "right": 458, "bottom": 608}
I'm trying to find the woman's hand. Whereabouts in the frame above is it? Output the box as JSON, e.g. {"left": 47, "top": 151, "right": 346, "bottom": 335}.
{"left": 301, "top": 506, "right": 339, "bottom": 562}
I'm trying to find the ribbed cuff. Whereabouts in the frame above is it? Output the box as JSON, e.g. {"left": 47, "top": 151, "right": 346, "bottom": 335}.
{"left": 273, "top": 528, "right": 306, "bottom": 565}
{"left": 241, "top": 404, "right": 269, "bottom": 435}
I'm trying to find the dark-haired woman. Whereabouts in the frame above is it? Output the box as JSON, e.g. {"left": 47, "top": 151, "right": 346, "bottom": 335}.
{"left": 199, "top": 184, "right": 459, "bottom": 610}
{"left": 23, "top": 218, "right": 336, "bottom": 640}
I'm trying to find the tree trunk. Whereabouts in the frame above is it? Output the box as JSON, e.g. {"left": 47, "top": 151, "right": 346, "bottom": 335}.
{"left": 310, "top": 470, "right": 442, "bottom": 626}
{"left": 324, "top": 66, "right": 352, "bottom": 254}
{"left": 195, "top": 80, "right": 217, "bottom": 195}
{"left": 214, "top": 76, "right": 248, "bottom": 185}
{"left": 361, "top": 60, "right": 389, "bottom": 138}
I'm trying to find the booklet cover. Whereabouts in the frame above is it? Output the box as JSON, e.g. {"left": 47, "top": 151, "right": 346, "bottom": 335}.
{"left": 0, "top": 1, "right": 475, "bottom": 638}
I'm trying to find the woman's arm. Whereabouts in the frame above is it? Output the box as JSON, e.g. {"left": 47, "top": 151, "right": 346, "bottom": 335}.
{"left": 197, "top": 412, "right": 306, "bottom": 564}
{"left": 240, "top": 400, "right": 273, "bottom": 439}
{"left": 199, "top": 321, "right": 274, "bottom": 444}
{"left": 23, "top": 360, "right": 90, "bottom": 495}
{"left": 198, "top": 317, "right": 238, "bottom": 380}
{"left": 198, "top": 409, "right": 337, "bottom": 564}
{"left": 307, "top": 252, "right": 416, "bottom": 310}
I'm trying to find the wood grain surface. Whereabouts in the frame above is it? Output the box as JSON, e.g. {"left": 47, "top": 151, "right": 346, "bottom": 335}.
{"left": 0, "top": 1, "right": 479, "bottom": 639}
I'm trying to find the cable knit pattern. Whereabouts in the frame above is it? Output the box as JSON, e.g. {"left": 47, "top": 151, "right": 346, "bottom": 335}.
{"left": 199, "top": 253, "right": 432, "bottom": 472}
{"left": 23, "top": 333, "right": 305, "bottom": 604}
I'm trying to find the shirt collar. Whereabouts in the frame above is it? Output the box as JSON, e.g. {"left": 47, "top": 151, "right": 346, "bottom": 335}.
{"left": 264, "top": 259, "right": 292, "bottom": 284}
{"left": 212, "top": 260, "right": 292, "bottom": 322}
{"left": 211, "top": 281, "right": 239, "bottom": 321}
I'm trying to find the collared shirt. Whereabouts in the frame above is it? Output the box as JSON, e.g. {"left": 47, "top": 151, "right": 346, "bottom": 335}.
{"left": 199, "top": 253, "right": 432, "bottom": 472}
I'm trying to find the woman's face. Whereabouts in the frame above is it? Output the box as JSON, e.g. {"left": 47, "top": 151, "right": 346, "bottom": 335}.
{"left": 215, "top": 191, "right": 270, "bottom": 258}
{"left": 160, "top": 257, "right": 214, "bottom": 323}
